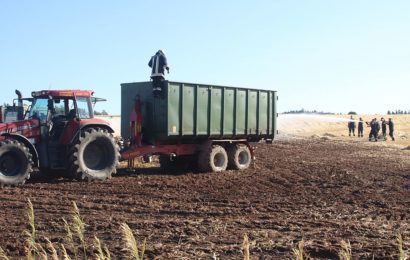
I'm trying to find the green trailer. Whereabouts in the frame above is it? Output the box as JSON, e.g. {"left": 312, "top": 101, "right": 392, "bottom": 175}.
{"left": 120, "top": 81, "right": 277, "bottom": 172}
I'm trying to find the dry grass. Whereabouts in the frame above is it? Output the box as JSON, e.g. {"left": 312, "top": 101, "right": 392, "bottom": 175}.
{"left": 339, "top": 240, "right": 352, "bottom": 260}
{"left": 0, "top": 246, "right": 9, "bottom": 260}
{"left": 121, "top": 223, "right": 146, "bottom": 260}
{"left": 60, "top": 244, "right": 71, "bottom": 260}
{"left": 397, "top": 233, "right": 409, "bottom": 260}
{"left": 23, "top": 199, "right": 39, "bottom": 259}
{"left": 71, "top": 201, "right": 87, "bottom": 259}
{"left": 62, "top": 217, "right": 77, "bottom": 259}
{"left": 242, "top": 234, "right": 250, "bottom": 260}
{"left": 0, "top": 199, "right": 407, "bottom": 259}
{"left": 95, "top": 236, "right": 112, "bottom": 260}
{"left": 292, "top": 239, "right": 309, "bottom": 260}
{"left": 45, "top": 237, "right": 59, "bottom": 260}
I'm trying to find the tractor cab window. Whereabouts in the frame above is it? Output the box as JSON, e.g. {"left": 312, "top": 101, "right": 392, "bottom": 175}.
{"left": 53, "top": 99, "right": 66, "bottom": 116}
{"left": 52, "top": 99, "right": 75, "bottom": 118}
{"left": 76, "top": 97, "right": 92, "bottom": 119}
{"left": 28, "top": 98, "right": 49, "bottom": 123}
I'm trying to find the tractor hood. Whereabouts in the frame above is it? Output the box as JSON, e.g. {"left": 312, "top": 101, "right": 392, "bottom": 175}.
{"left": 0, "top": 119, "right": 40, "bottom": 136}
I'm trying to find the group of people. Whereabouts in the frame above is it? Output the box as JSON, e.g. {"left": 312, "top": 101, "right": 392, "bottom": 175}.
{"left": 348, "top": 116, "right": 395, "bottom": 142}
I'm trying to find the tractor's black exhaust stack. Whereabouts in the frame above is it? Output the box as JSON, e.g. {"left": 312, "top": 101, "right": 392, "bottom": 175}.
{"left": 15, "top": 89, "right": 24, "bottom": 120}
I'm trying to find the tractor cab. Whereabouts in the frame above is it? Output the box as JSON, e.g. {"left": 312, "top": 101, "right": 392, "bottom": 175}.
{"left": 28, "top": 90, "right": 95, "bottom": 143}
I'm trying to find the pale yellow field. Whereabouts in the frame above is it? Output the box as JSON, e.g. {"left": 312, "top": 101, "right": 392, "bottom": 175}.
{"left": 96, "top": 115, "right": 121, "bottom": 136}
{"left": 278, "top": 114, "right": 410, "bottom": 148}
{"left": 100, "top": 114, "right": 410, "bottom": 148}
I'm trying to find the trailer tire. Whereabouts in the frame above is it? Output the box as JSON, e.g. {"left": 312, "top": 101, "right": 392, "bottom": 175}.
{"left": 0, "top": 140, "right": 33, "bottom": 186}
{"left": 227, "top": 144, "right": 252, "bottom": 170}
{"left": 68, "top": 128, "right": 119, "bottom": 181}
{"left": 198, "top": 145, "right": 228, "bottom": 172}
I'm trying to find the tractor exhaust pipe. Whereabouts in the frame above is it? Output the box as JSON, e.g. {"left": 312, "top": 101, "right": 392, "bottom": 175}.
{"left": 15, "top": 89, "right": 24, "bottom": 120}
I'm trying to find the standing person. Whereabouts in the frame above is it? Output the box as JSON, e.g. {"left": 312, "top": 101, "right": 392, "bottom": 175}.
{"left": 387, "top": 118, "right": 395, "bottom": 141}
{"left": 381, "top": 118, "right": 387, "bottom": 140}
{"left": 373, "top": 118, "right": 380, "bottom": 141}
{"left": 148, "top": 49, "right": 170, "bottom": 97}
{"left": 367, "top": 118, "right": 378, "bottom": 141}
{"left": 348, "top": 115, "right": 356, "bottom": 136}
{"left": 358, "top": 117, "right": 364, "bottom": 137}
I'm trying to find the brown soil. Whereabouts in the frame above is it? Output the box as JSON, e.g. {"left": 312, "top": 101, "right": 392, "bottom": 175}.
{"left": 0, "top": 137, "right": 409, "bottom": 259}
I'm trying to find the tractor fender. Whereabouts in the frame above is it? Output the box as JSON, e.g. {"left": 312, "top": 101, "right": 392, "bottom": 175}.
{"left": 70, "top": 123, "right": 115, "bottom": 144}
{"left": 1, "top": 133, "right": 40, "bottom": 167}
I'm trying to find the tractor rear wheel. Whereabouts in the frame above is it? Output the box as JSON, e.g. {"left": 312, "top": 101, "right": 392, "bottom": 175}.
{"left": 198, "top": 145, "right": 228, "bottom": 172}
{"left": 68, "top": 128, "right": 119, "bottom": 180}
{"left": 227, "top": 143, "right": 252, "bottom": 170}
{"left": 0, "top": 140, "right": 33, "bottom": 186}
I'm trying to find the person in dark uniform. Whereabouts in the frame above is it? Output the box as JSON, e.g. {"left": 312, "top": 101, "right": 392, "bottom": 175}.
{"left": 373, "top": 118, "right": 380, "bottom": 141}
{"left": 348, "top": 115, "right": 356, "bottom": 136}
{"left": 367, "top": 118, "right": 379, "bottom": 141}
{"left": 381, "top": 117, "right": 387, "bottom": 140}
{"left": 148, "top": 50, "right": 170, "bottom": 97}
{"left": 387, "top": 118, "right": 395, "bottom": 141}
{"left": 357, "top": 117, "right": 364, "bottom": 137}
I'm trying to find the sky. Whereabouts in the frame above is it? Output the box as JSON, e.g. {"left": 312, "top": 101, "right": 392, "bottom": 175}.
{"left": 1, "top": 1, "right": 409, "bottom": 115}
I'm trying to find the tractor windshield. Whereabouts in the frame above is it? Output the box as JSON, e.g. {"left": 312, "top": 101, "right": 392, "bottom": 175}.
{"left": 28, "top": 98, "right": 48, "bottom": 123}
{"left": 76, "top": 97, "right": 92, "bottom": 119}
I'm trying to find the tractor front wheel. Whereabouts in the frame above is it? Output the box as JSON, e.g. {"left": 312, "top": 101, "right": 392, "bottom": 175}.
{"left": 0, "top": 140, "right": 33, "bottom": 186}
{"left": 68, "top": 128, "right": 119, "bottom": 181}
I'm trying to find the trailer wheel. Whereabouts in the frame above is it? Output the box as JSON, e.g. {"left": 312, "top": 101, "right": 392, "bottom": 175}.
{"left": 198, "top": 145, "right": 228, "bottom": 172}
{"left": 68, "top": 128, "right": 119, "bottom": 180}
{"left": 227, "top": 144, "right": 252, "bottom": 170}
{"left": 0, "top": 140, "right": 33, "bottom": 186}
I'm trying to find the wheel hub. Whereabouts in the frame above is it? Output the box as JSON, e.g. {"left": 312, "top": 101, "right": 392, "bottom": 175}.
{"left": 0, "top": 152, "right": 21, "bottom": 176}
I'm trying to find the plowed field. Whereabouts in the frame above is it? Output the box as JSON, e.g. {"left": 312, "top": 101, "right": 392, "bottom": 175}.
{"left": 0, "top": 137, "right": 409, "bottom": 259}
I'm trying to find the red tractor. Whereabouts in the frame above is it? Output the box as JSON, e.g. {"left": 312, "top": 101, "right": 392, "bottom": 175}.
{"left": 0, "top": 90, "right": 120, "bottom": 186}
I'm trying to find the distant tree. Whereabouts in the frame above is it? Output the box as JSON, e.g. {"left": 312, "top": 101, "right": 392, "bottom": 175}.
{"left": 348, "top": 111, "right": 357, "bottom": 115}
{"left": 94, "top": 109, "right": 109, "bottom": 116}
{"left": 282, "top": 109, "right": 335, "bottom": 115}
{"left": 387, "top": 110, "right": 391, "bottom": 115}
